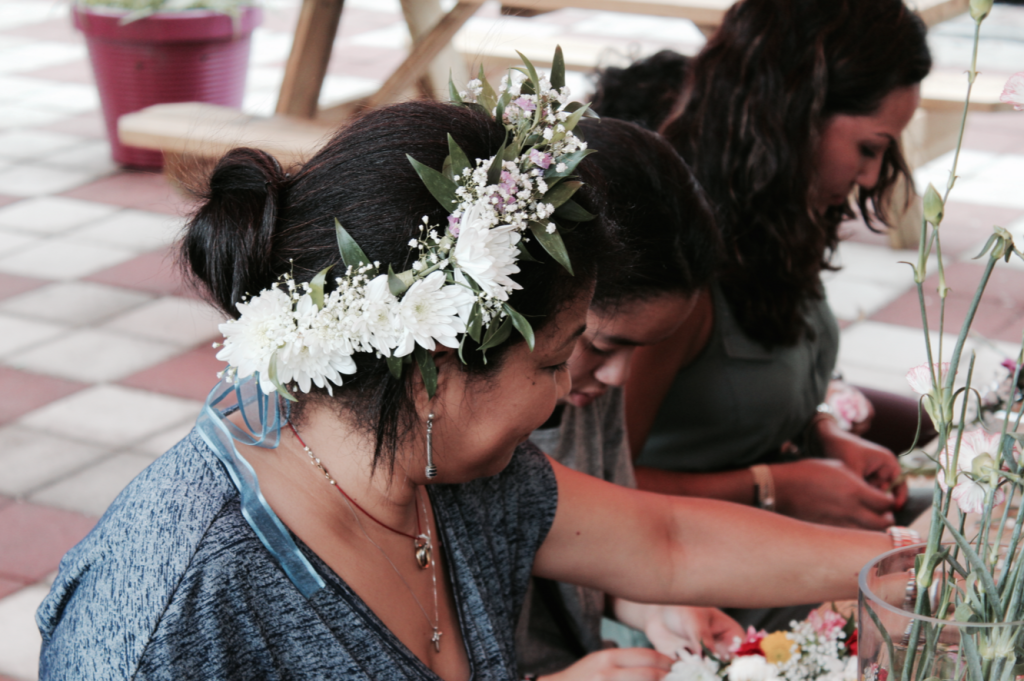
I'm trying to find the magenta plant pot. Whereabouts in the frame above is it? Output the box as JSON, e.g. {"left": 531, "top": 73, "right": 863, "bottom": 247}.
{"left": 73, "top": 5, "right": 261, "bottom": 168}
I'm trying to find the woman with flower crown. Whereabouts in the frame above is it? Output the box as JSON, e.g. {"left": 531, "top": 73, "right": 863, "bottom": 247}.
{"left": 37, "top": 60, "right": 895, "bottom": 681}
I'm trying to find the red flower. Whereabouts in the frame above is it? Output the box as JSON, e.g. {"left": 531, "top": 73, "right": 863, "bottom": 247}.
{"left": 732, "top": 628, "right": 768, "bottom": 657}
{"left": 846, "top": 628, "right": 858, "bottom": 656}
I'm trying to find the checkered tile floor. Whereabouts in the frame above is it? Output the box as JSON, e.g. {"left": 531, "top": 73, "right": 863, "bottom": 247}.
{"left": 0, "top": 1, "right": 1023, "bottom": 678}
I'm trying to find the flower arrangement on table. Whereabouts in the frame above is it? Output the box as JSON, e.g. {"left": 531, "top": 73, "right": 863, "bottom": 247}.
{"left": 857, "top": 2, "right": 1024, "bottom": 681}
{"left": 667, "top": 610, "right": 858, "bottom": 681}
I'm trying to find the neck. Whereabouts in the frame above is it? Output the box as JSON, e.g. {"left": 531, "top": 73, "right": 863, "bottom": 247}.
{"left": 236, "top": 404, "right": 424, "bottom": 540}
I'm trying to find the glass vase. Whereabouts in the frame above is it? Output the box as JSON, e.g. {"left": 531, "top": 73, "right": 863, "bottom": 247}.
{"left": 859, "top": 545, "right": 1024, "bottom": 681}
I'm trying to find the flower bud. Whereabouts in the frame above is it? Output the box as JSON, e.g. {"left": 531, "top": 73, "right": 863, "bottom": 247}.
{"left": 970, "top": 0, "right": 993, "bottom": 21}
{"left": 971, "top": 452, "right": 995, "bottom": 477}
{"left": 923, "top": 183, "right": 944, "bottom": 227}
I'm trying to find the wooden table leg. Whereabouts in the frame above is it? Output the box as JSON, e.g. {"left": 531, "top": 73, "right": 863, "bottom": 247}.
{"left": 276, "top": 0, "right": 345, "bottom": 119}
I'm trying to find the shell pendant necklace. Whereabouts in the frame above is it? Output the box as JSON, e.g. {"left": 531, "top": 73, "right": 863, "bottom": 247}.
{"left": 289, "top": 423, "right": 442, "bottom": 652}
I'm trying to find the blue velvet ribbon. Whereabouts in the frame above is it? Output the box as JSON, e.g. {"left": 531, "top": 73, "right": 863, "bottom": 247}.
{"left": 196, "top": 374, "right": 325, "bottom": 598}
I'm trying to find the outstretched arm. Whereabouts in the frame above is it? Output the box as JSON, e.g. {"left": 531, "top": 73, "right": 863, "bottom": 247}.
{"left": 533, "top": 457, "right": 892, "bottom": 608}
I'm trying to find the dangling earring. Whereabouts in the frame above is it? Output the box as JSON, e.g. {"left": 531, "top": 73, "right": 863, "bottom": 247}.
{"left": 425, "top": 412, "right": 437, "bottom": 479}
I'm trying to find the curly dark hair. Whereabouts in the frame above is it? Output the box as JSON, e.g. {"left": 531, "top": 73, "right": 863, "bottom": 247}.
{"left": 181, "top": 101, "right": 611, "bottom": 473}
{"left": 590, "top": 50, "right": 691, "bottom": 131}
{"left": 661, "top": 0, "right": 931, "bottom": 348}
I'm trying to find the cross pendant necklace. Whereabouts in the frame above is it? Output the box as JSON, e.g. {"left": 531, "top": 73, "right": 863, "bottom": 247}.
{"left": 431, "top": 628, "right": 442, "bottom": 652}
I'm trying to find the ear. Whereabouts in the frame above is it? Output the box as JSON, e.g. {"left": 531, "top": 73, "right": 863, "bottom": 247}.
{"left": 409, "top": 347, "right": 462, "bottom": 420}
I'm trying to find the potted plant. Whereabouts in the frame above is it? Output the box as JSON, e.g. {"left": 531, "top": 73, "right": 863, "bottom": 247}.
{"left": 72, "top": 0, "right": 261, "bottom": 168}
{"left": 857, "top": 1, "right": 1024, "bottom": 679}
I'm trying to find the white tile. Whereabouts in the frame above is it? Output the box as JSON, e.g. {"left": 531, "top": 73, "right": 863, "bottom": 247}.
{"left": 838, "top": 321, "right": 1019, "bottom": 396}
{"left": 0, "top": 42, "right": 86, "bottom": 74}
{"left": 20, "top": 83, "right": 100, "bottom": 114}
{"left": 69, "top": 209, "right": 183, "bottom": 251}
{"left": 7, "top": 328, "right": 180, "bottom": 383}
{"left": 0, "top": 313, "right": 65, "bottom": 357}
{"left": 319, "top": 75, "right": 382, "bottom": 108}
{"left": 952, "top": 155, "right": 1024, "bottom": 210}
{"left": 0, "top": 196, "right": 119, "bottom": 235}
{"left": 913, "top": 149, "right": 998, "bottom": 195}
{"left": 0, "top": 164, "right": 99, "bottom": 197}
{"left": 343, "top": 0, "right": 400, "bottom": 11}
{"left": 0, "top": 74, "right": 46, "bottom": 102}
{"left": 0, "top": 129, "right": 85, "bottom": 160}
{"left": 0, "top": 281, "right": 152, "bottom": 326}
{"left": 0, "top": 239, "right": 134, "bottom": 279}
{"left": 0, "top": 425, "right": 107, "bottom": 497}
{"left": 0, "top": 103, "right": 68, "bottom": 130}
{"left": 103, "top": 296, "right": 222, "bottom": 346}
{"left": 0, "top": 583, "right": 48, "bottom": 681}
{"left": 248, "top": 28, "right": 293, "bottom": 65}
{"left": 570, "top": 12, "right": 706, "bottom": 44}
{"left": 0, "top": 229, "right": 38, "bottom": 257}
{"left": 824, "top": 277, "right": 905, "bottom": 321}
{"left": 18, "top": 384, "right": 201, "bottom": 448}
{"left": 0, "top": 1, "right": 63, "bottom": 29}
{"left": 30, "top": 452, "right": 154, "bottom": 517}
{"left": 133, "top": 418, "right": 195, "bottom": 457}
{"left": 39, "top": 140, "right": 116, "bottom": 172}
{"left": 348, "top": 23, "right": 410, "bottom": 49}
{"left": 829, "top": 241, "right": 928, "bottom": 288}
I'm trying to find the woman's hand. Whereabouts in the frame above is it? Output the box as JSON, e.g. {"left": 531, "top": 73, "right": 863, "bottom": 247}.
{"left": 814, "top": 416, "right": 908, "bottom": 510}
{"left": 611, "top": 598, "right": 742, "bottom": 658}
{"left": 537, "top": 648, "right": 674, "bottom": 681}
{"left": 772, "top": 458, "right": 897, "bottom": 530}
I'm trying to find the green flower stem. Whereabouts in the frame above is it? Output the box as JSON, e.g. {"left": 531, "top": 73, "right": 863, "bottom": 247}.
{"left": 942, "top": 18, "right": 983, "bottom": 203}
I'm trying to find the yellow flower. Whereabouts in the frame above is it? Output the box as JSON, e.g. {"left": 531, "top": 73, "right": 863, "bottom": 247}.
{"left": 759, "top": 631, "right": 797, "bottom": 664}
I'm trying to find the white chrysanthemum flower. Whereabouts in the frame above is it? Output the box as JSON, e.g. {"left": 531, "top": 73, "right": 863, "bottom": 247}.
{"left": 664, "top": 651, "right": 720, "bottom": 681}
{"left": 272, "top": 294, "right": 357, "bottom": 395}
{"left": 392, "top": 271, "right": 474, "bottom": 356}
{"left": 452, "top": 197, "right": 523, "bottom": 301}
{"left": 1000, "top": 72, "right": 1024, "bottom": 111}
{"left": 216, "top": 286, "right": 295, "bottom": 393}
{"left": 349, "top": 274, "right": 400, "bottom": 356}
{"left": 938, "top": 429, "right": 1006, "bottom": 514}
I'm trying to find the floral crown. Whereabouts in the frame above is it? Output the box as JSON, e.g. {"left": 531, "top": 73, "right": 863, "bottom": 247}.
{"left": 215, "top": 49, "right": 597, "bottom": 400}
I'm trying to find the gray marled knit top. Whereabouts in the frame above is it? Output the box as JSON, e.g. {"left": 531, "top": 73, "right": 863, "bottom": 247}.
{"left": 36, "top": 428, "right": 558, "bottom": 680}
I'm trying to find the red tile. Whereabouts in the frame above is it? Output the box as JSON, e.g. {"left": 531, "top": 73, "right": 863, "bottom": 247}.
{"left": 0, "top": 18, "right": 83, "bottom": 44}
{"left": 0, "top": 195, "right": 20, "bottom": 209}
{"left": 40, "top": 110, "right": 107, "bottom": 139}
{"left": 0, "top": 272, "right": 48, "bottom": 302}
{"left": 0, "top": 501, "right": 97, "bottom": 583}
{"left": 119, "top": 342, "right": 222, "bottom": 402}
{"left": 0, "top": 367, "right": 88, "bottom": 425}
{"left": 83, "top": 246, "right": 200, "bottom": 299}
{"left": 61, "top": 170, "right": 195, "bottom": 215}
{"left": 0, "top": 495, "right": 12, "bottom": 512}
{"left": 0, "top": 575, "right": 26, "bottom": 600}
{"left": 0, "top": 674, "right": 23, "bottom": 681}
{"left": 937, "top": 261, "right": 1024, "bottom": 308}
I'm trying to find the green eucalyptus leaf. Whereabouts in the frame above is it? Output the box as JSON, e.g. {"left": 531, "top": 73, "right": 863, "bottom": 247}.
{"left": 487, "top": 136, "right": 508, "bottom": 185}
{"left": 495, "top": 91, "right": 510, "bottom": 121}
{"left": 388, "top": 265, "right": 413, "bottom": 297}
{"left": 516, "top": 51, "right": 541, "bottom": 94}
{"left": 441, "top": 155, "right": 454, "bottom": 182}
{"left": 467, "top": 302, "right": 483, "bottom": 343}
{"left": 267, "top": 353, "right": 297, "bottom": 402}
{"left": 407, "top": 154, "right": 459, "bottom": 212}
{"left": 310, "top": 265, "right": 332, "bottom": 310}
{"left": 414, "top": 346, "right": 439, "bottom": 398}
{"left": 386, "top": 355, "right": 403, "bottom": 380}
{"left": 561, "top": 102, "right": 590, "bottom": 134}
{"left": 478, "top": 65, "right": 497, "bottom": 112}
{"left": 545, "top": 148, "right": 597, "bottom": 180}
{"left": 543, "top": 180, "right": 582, "bottom": 209}
{"left": 335, "top": 218, "right": 371, "bottom": 268}
{"left": 528, "top": 220, "right": 574, "bottom": 275}
{"left": 478, "top": 316, "right": 513, "bottom": 353}
{"left": 563, "top": 101, "right": 599, "bottom": 118}
{"left": 516, "top": 240, "right": 540, "bottom": 262}
{"left": 448, "top": 71, "right": 463, "bottom": 104}
{"left": 503, "top": 304, "right": 535, "bottom": 351}
{"left": 554, "top": 199, "right": 596, "bottom": 222}
{"left": 448, "top": 134, "right": 471, "bottom": 180}
{"left": 550, "top": 45, "right": 565, "bottom": 90}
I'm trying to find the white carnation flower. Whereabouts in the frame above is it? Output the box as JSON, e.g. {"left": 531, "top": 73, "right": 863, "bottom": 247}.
{"left": 665, "top": 651, "right": 720, "bottom": 681}
{"left": 452, "top": 197, "right": 523, "bottom": 301}
{"left": 216, "top": 286, "right": 295, "bottom": 393}
{"left": 939, "top": 428, "right": 1008, "bottom": 514}
{"left": 393, "top": 271, "right": 474, "bottom": 356}
{"left": 728, "top": 655, "right": 772, "bottom": 681}
{"left": 906, "top": 361, "right": 950, "bottom": 395}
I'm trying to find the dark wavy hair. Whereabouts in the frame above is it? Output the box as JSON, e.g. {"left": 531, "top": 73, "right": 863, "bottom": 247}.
{"left": 661, "top": 0, "right": 931, "bottom": 347}
{"left": 181, "top": 101, "right": 611, "bottom": 473}
{"left": 590, "top": 50, "right": 691, "bottom": 131}
{"left": 578, "top": 117, "right": 719, "bottom": 309}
